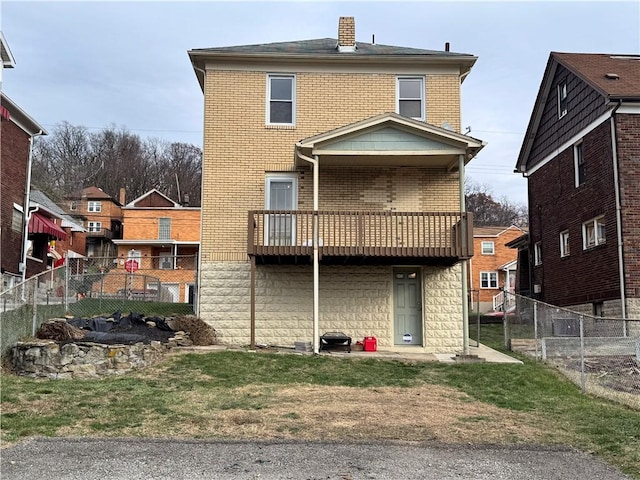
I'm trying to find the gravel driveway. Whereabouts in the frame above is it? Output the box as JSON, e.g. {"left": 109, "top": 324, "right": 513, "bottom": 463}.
{"left": 0, "top": 438, "right": 632, "bottom": 479}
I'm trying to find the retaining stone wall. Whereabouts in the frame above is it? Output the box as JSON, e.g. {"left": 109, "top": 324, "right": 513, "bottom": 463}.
{"left": 11, "top": 340, "right": 168, "bottom": 379}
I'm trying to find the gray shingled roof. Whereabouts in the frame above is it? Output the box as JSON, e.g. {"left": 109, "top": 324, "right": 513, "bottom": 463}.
{"left": 190, "top": 38, "right": 472, "bottom": 57}
{"left": 30, "top": 189, "right": 85, "bottom": 232}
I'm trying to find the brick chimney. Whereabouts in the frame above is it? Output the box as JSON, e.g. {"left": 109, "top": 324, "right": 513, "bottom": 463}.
{"left": 119, "top": 187, "right": 126, "bottom": 205}
{"left": 337, "top": 16, "right": 356, "bottom": 52}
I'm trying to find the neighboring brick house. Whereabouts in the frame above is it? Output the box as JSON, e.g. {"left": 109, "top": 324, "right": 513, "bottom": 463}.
{"left": 112, "top": 189, "right": 200, "bottom": 303}
{"left": 189, "top": 17, "right": 485, "bottom": 353}
{"left": 0, "top": 92, "right": 55, "bottom": 289}
{"left": 515, "top": 52, "right": 640, "bottom": 327}
{"left": 29, "top": 189, "right": 86, "bottom": 263}
{"left": 468, "top": 226, "right": 526, "bottom": 313}
{"left": 65, "top": 186, "right": 123, "bottom": 258}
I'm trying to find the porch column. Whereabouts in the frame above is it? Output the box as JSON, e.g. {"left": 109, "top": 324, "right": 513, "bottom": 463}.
{"left": 312, "top": 155, "right": 320, "bottom": 354}
{"left": 250, "top": 255, "right": 256, "bottom": 349}
{"left": 459, "top": 153, "right": 470, "bottom": 355}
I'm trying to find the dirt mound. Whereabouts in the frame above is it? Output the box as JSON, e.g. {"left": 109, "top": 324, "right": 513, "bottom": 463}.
{"left": 35, "top": 313, "right": 217, "bottom": 346}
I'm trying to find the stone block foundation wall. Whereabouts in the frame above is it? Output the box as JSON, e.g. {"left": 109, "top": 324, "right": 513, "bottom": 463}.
{"left": 199, "top": 261, "right": 465, "bottom": 353}
{"left": 12, "top": 341, "right": 167, "bottom": 379}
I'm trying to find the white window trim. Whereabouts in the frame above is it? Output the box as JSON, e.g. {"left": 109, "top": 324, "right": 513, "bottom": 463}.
{"left": 88, "top": 221, "right": 102, "bottom": 233}
{"left": 88, "top": 201, "right": 102, "bottom": 213}
{"left": 481, "top": 241, "right": 495, "bottom": 255}
{"left": 534, "top": 241, "right": 542, "bottom": 266}
{"left": 560, "top": 230, "right": 570, "bottom": 257}
{"left": 265, "top": 174, "right": 298, "bottom": 246}
{"left": 480, "top": 271, "right": 498, "bottom": 289}
{"left": 558, "top": 82, "right": 568, "bottom": 119}
{"left": 266, "top": 74, "right": 296, "bottom": 126}
{"left": 574, "top": 141, "right": 584, "bottom": 187}
{"left": 396, "top": 76, "right": 425, "bottom": 121}
{"left": 582, "top": 216, "right": 605, "bottom": 250}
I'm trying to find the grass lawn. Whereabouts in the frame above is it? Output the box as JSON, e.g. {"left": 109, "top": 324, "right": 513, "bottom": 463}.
{"left": 2, "top": 344, "right": 639, "bottom": 478}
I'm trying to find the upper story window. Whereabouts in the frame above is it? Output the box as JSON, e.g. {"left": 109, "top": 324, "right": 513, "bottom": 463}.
{"left": 583, "top": 216, "right": 605, "bottom": 249}
{"left": 534, "top": 241, "right": 542, "bottom": 266}
{"left": 267, "top": 74, "right": 295, "bottom": 125}
{"left": 88, "top": 201, "right": 102, "bottom": 212}
{"left": 481, "top": 241, "right": 495, "bottom": 255}
{"left": 574, "top": 142, "right": 585, "bottom": 187}
{"left": 397, "top": 77, "right": 425, "bottom": 120}
{"left": 88, "top": 221, "right": 101, "bottom": 233}
{"left": 558, "top": 82, "right": 568, "bottom": 118}
{"left": 158, "top": 218, "right": 171, "bottom": 240}
{"left": 560, "top": 230, "right": 570, "bottom": 257}
{"left": 70, "top": 201, "right": 78, "bottom": 211}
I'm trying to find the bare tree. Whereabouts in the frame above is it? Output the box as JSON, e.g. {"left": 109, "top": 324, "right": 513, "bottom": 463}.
{"left": 31, "top": 122, "right": 202, "bottom": 205}
{"left": 465, "top": 180, "right": 527, "bottom": 227}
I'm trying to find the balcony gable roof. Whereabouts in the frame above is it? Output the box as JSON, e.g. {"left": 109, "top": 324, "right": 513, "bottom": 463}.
{"left": 296, "top": 112, "right": 485, "bottom": 170}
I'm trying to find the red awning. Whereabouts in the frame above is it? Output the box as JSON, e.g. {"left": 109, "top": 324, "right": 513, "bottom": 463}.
{"left": 29, "top": 213, "right": 67, "bottom": 240}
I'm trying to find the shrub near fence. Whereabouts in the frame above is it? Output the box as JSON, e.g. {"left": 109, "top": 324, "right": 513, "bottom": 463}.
{"left": 505, "top": 292, "right": 640, "bottom": 409}
{"left": 1, "top": 257, "right": 197, "bottom": 358}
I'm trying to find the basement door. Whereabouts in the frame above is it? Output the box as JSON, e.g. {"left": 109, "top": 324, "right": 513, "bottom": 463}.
{"left": 393, "top": 268, "right": 422, "bottom": 345}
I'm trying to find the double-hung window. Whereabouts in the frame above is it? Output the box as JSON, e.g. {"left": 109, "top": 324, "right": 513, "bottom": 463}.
{"left": 480, "top": 271, "right": 498, "bottom": 289}
{"left": 88, "top": 221, "right": 101, "bottom": 233}
{"left": 558, "top": 82, "right": 568, "bottom": 118}
{"left": 534, "top": 242, "right": 542, "bottom": 266}
{"left": 583, "top": 216, "right": 605, "bottom": 249}
{"left": 267, "top": 74, "right": 295, "bottom": 125}
{"left": 397, "top": 77, "right": 425, "bottom": 120}
{"left": 574, "top": 142, "right": 585, "bottom": 186}
{"left": 481, "top": 241, "right": 495, "bottom": 255}
{"left": 560, "top": 230, "right": 570, "bottom": 257}
{"left": 88, "top": 201, "right": 102, "bottom": 213}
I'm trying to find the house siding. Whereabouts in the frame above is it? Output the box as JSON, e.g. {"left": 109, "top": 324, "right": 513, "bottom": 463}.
{"left": 527, "top": 64, "right": 608, "bottom": 170}
{"left": 0, "top": 118, "right": 29, "bottom": 277}
{"left": 199, "top": 261, "right": 463, "bottom": 353}
{"left": 529, "top": 120, "right": 619, "bottom": 306}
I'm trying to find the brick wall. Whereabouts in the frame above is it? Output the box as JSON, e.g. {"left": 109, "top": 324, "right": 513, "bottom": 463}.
{"left": 616, "top": 113, "right": 640, "bottom": 301}
{"left": 469, "top": 227, "right": 523, "bottom": 309}
{"left": 528, "top": 120, "right": 620, "bottom": 306}
{"left": 122, "top": 208, "right": 200, "bottom": 242}
{"left": 201, "top": 69, "right": 463, "bottom": 261}
{"left": 1, "top": 118, "right": 29, "bottom": 276}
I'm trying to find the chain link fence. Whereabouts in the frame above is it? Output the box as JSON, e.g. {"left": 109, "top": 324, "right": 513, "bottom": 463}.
{"left": 1, "top": 256, "right": 197, "bottom": 358}
{"left": 504, "top": 291, "right": 640, "bottom": 409}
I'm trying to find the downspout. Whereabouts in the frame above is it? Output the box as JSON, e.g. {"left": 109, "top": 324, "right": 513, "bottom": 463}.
{"left": 295, "top": 146, "right": 320, "bottom": 354}
{"left": 459, "top": 153, "right": 470, "bottom": 355}
{"left": 21, "top": 130, "right": 45, "bottom": 283}
{"left": 192, "top": 62, "right": 206, "bottom": 318}
{"left": 610, "top": 101, "right": 627, "bottom": 325}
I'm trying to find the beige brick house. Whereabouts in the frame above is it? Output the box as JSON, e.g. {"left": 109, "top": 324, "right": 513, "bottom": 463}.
{"left": 189, "top": 17, "right": 485, "bottom": 353}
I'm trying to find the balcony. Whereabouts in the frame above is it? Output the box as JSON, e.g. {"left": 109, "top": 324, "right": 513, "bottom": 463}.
{"left": 85, "top": 228, "right": 114, "bottom": 240}
{"left": 248, "top": 210, "right": 473, "bottom": 265}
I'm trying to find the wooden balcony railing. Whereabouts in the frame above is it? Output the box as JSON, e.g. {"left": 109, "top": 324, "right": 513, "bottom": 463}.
{"left": 85, "top": 228, "right": 114, "bottom": 239}
{"left": 248, "top": 210, "right": 473, "bottom": 260}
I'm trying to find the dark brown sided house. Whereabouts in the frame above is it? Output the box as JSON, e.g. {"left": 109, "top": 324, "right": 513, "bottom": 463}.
{"left": 515, "top": 52, "right": 640, "bottom": 330}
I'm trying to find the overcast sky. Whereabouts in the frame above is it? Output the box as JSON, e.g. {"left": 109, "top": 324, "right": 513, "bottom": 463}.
{"left": 2, "top": 1, "right": 639, "bottom": 205}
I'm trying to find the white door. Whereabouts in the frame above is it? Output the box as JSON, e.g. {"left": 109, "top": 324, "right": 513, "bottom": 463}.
{"left": 265, "top": 176, "right": 297, "bottom": 246}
